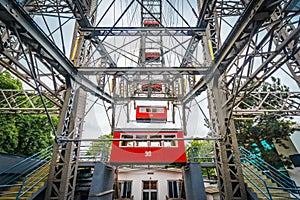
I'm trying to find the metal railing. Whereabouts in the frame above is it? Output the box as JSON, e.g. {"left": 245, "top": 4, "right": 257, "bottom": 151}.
{"left": 186, "top": 145, "right": 215, "bottom": 163}
{"left": 79, "top": 143, "right": 110, "bottom": 162}
{"left": 16, "top": 162, "right": 50, "bottom": 199}
{"left": 239, "top": 146, "right": 300, "bottom": 199}
{"left": 0, "top": 146, "right": 52, "bottom": 199}
{"left": 242, "top": 162, "right": 274, "bottom": 200}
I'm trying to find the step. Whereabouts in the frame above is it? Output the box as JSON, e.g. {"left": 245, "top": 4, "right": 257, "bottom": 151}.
{"left": 244, "top": 177, "right": 277, "bottom": 187}
{"left": 15, "top": 179, "right": 46, "bottom": 187}
{"left": 1, "top": 187, "right": 43, "bottom": 198}
{"left": 8, "top": 185, "right": 42, "bottom": 193}
{"left": 271, "top": 197, "right": 292, "bottom": 200}
{"left": 0, "top": 191, "right": 19, "bottom": 197}
{"left": 249, "top": 187, "right": 291, "bottom": 200}
{"left": 6, "top": 185, "right": 22, "bottom": 192}
{"left": 30, "top": 168, "right": 50, "bottom": 177}
{"left": 0, "top": 197, "right": 27, "bottom": 200}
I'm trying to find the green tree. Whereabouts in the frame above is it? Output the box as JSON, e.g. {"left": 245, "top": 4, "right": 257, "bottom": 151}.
{"left": 85, "top": 134, "right": 112, "bottom": 161}
{"left": 0, "top": 114, "right": 18, "bottom": 153}
{"left": 0, "top": 71, "right": 22, "bottom": 90}
{"left": 15, "top": 114, "right": 57, "bottom": 156}
{"left": 235, "top": 77, "right": 295, "bottom": 168}
{"left": 186, "top": 140, "right": 214, "bottom": 161}
{"left": 186, "top": 140, "right": 216, "bottom": 177}
{"left": 0, "top": 71, "right": 57, "bottom": 156}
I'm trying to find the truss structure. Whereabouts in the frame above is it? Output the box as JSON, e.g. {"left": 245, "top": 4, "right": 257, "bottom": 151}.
{"left": 0, "top": 89, "right": 61, "bottom": 114}
{"left": 0, "top": 0, "right": 299, "bottom": 199}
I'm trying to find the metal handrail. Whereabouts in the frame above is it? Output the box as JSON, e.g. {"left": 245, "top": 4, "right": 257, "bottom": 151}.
{"left": 0, "top": 162, "right": 50, "bottom": 199}
{"left": 186, "top": 145, "right": 214, "bottom": 163}
{"left": 242, "top": 163, "right": 300, "bottom": 199}
{"left": 242, "top": 162, "right": 273, "bottom": 200}
{"left": 0, "top": 146, "right": 52, "bottom": 185}
{"left": 0, "top": 146, "right": 52, "bottom": 198}
{"left": 16, "top": 162, "right": 50, "bottom": 199}
{"left": 239, "top": 147, "right": 300, "bottom": 199}
{"left": 0, "top": 145, "right": 52, "bottom": 175}
{"left": 187, "top": 156, "right": 215, "bottom": 163}
{"left": 239, "top": 147, "right": 297, "bottom": 189}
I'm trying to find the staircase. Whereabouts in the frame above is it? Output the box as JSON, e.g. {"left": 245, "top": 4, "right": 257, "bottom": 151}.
{"left": 0, "top": 146, "right": 52, "bottom": 200}
{"left": 239, "top": 147, "right": 300, "bottom": 200}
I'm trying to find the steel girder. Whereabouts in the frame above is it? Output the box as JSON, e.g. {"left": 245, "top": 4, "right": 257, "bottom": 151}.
{"left": 224, "top": 1, "right": 300, "bottom": 114}
{"left": 233, "top": 92, "right": 300, "bottom": 117}
{"left": 78, "top": 66, "right": 207, "bottom": 76}
{"left": 180, "top": 0, "right": 208, "bottom": 66}
{"left": 45, "top": 1, "right": 98, "bottom": 199}
{"left": 45, "top": 82, "right": 77, "bottom": 200}
{"left": 206, "top": 73, "right": 247, "bottom": 199}
{"left": 202, "top": 0, "right": 284, "bottom": 199}
{"left": 0, "top": 50, "right": 65, "bottom": 108}
{"left": 269, "top": 1, "right": 300, "bottom": 87}
{"left": 46, "top": 86, "right": 88, "bottom": 200}
{"left": 195, "top": 1, "right": 300, "bottom": 115}
{"left": 0, "top": 89, "right": 61, "bottom": 114}
{"left": 18, "top": 0, "right": 71, "bottom": 14}
{"left": 0, "top": 0, "right": 114, "bottom": 103}
{"left": 81, "top": 27, "right": 205, "bottom": 37}
{"left": 183, "top": 0, "right": 283, "bottom": 104}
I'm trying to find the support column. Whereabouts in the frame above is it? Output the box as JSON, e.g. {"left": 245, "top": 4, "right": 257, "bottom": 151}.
{"left": 207, "top": 75, "right": 247, "bottom": 200}
{"left": 183, "top": 163, "right": 206, "bottom": 200}
{"left": 202, "top": 1, "right": 247, "bottom": 196}
{"left": 88, "top": 162, "right": 115, "bottom": 200}
{"left": 46, "top": 80, "right": 87, "bottom": 200}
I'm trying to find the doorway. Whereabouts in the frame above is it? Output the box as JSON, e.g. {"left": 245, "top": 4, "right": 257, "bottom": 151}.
{"left": 142, "top": 180, "right": 158, "bottom": 200}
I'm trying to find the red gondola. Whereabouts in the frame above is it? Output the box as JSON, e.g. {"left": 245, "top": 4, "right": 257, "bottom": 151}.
{"left": 110, "top": 130, "right": 187, "bottom": 165}
{"left": 136, "top": 106, "right": 167, "bottom": 123}
{"left": 141, "top": 83, "right": 162, "bottom": 92}
{"left": 143, "top": 20, "right": 159, "bottom": 26}
{"left": 145, "top": 52, "right": 160, "bottom": 61}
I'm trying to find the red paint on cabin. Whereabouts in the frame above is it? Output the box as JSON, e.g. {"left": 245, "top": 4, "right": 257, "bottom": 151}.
{"left": 143, "top": 20, "right": 160, "bottom": 26}
{"left": 145, "top": 52, "right": 160, "bottom": 61}
{"left": 110, "top": 131, "right": 187, "bottom": 165}
{"left": 141, "top": 83, "right": 162, "bottom": 92}
{"left": 136, "top": 106, "right": 167, "bottom": 123}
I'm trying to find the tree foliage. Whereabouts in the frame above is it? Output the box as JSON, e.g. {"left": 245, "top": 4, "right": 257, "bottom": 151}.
{"left": 235, "top": 77, "right": 295, "bottom": 168}
{"left": 186, "top": 140, "right": 214, "bottom": 160}
{"left": 0, "top": 71, "right": 22, "bottom": 90}
{"left": 85, "top": 134, "right": 112, "bottom": 161}
{"left": 186, "top": 140, "right": 216, "bottom": 176}
{"left": 0, "top": 71, "right": 57, "bottom": 156}
{"left": 0, "top": 114, "right": 18, "bottom": 153}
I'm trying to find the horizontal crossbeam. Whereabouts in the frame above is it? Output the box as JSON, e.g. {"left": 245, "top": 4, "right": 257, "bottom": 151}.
{"left": 81, "top": 27, "right": 205, "bottom": 37}
{"left": 78, "top": 67, "right": 207, "bottom": 76}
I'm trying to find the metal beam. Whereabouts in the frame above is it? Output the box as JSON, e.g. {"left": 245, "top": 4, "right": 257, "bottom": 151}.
{"left": 182, "top": 0, "right": 282, "bottom": 104}
{"left": 78, "top": 67, "right": 207, "bottom": 76}
{"left": 233, "top": 91, "right": 300, "bottom": 116}
{"left": 81, "top": 27, "right": 205, "bottom": 37}
{"left": 0, "top": 0, "right": 114, "bottom": 103}
{"left": 225, "top": 26, "right": 300, "bottom": 109}
{"left": 179, "top": 0, "right": 209, "bottom": 68}
{"left": 0, "top": 89, "right": 61, "bottom": 114}
{"left": 207, "top": 77, "right": 247, "bottom": 200}
{"left": 114, "top": 96, "right": 180, "bottom": 104}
